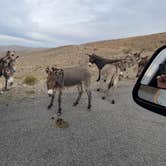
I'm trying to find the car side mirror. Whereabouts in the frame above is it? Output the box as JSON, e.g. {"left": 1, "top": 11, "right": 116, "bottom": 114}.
{"left": 132, "top": 45, "right": 166, "bottom": 116}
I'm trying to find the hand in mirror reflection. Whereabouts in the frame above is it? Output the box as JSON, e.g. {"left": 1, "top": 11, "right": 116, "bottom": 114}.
{"left": 156, "top": 61, "right": 166, "bottom": 89}
{"left": 156, "top": 74, "right": 166, "bottom": 89}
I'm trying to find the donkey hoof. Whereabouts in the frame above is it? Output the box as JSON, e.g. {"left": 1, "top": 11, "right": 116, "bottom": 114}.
{"left": 97, "top": 88, "right": 100, "bottom": 92}
{"left": 57, "top": 112, "right": 62, "bottom": 116}
{"left": 51, "top": 116, "right": 55, "bottom": 120}
{"left": 102, "top": 97, "right": 106, "bottom": 100}
{"left": 111, "top": 100, "right": 115, "bottom": 104}
{"left": 57, "top": 109, "right": 62, "bottom": 116}
{"left": 73, "top": 102, "right": 78, "bottom": 106}
{"left": 47, "top": 105, "right": 52, "bottom": 109}
{"left": 87, "top": 105, "right": 91, "bottom": 109}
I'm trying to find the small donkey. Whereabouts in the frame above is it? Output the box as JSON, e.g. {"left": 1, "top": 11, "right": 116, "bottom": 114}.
{"left": 136, "top": 56, "right": 149, "bottom": 77}
{"left": 46, "top": 66, "right": 91, "bottom": 115}
{"left": 0, "top": 51, "right": 19, "bottom": 91}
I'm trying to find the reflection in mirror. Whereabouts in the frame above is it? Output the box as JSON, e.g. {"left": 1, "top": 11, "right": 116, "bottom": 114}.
{"left": 138, "top": 85, "right": 166, "bottom": 107}
{"left": 138, "top": 47, "right": 166, "bottom": 108}
{"left": 141, "top": 48, "right": 166, "bottom": 89}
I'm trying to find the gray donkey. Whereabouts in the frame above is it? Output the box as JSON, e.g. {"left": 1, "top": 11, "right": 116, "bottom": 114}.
{"left": 46, "top": 66, "right": 91, "bottom": 115}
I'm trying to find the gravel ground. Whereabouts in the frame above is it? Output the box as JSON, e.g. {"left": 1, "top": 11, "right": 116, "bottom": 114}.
{"left": 0, "top": 83, "right": 165, "bottom": 166}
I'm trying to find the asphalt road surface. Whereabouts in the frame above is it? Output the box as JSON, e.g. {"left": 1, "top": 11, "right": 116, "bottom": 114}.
{"left": 0, "top": 83, "right": 165, "bottom": 166}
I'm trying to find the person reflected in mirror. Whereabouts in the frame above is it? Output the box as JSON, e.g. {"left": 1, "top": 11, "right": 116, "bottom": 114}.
{"left": 156, "top": 74, "right": 166, "bottom": 89}
{"left": 153, "top": 63, "right": 166, "bottom": 106}
{"left": 157, "top": 62, "right": 166, "bottom": 89}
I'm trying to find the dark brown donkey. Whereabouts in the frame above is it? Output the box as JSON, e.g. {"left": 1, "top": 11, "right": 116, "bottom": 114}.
{"left": 87, "top": 53, "right": 125, "bottom": 81}
{"left": 46, "top": 66, "right": 91, "bottom": 116}
{"left": 0, "top": 51, "right": 19, "bottom": 91}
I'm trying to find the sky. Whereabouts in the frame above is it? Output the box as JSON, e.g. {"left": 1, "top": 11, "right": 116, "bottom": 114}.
{"left": 0, "top": 0, "right": 166, "bottom": 48}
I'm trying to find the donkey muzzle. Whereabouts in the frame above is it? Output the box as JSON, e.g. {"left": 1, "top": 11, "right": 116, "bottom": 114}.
{"left": 8, "top": 77, "right": 14, "bottom": 86}
{"left": 88, "top": 62, "right": 92, "bottom": 67}
{"left": 48, "top": 89, "right": 54, "bottom": 96}
{"left": 13, "top": 67, "right": 16, "bottom": 72}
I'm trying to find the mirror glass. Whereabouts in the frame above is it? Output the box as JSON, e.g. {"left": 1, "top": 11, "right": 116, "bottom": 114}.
{"left": 138, "top": 48, "right": 166, "bottom": 107}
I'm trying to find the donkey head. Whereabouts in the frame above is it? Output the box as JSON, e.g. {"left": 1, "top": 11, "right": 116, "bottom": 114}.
{"left": 87, "top": 53, "right": 96, "bottom": 66}
{"left": 8, "top": 51, "right": 19, "bottom": 72}
{"left": 46, "top": 67, "right": 64, "bottom": 96}
{"left": 2, "top": 51, "right": 18, "bottom": 72}
{"left": 4, "top": 50, "right": 16, "bottom": 60}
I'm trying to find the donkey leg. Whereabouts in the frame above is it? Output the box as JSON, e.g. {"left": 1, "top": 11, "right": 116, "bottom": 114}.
{"left": 4, "top": 79, "right": 8, "bottom": 91}
{"left": 96, "top": 69, "right": 101, "bottom": 82}
{"left": 102, "top": 87, "right": 109, "bottom": 100}
{"left": 84, "top": 79, "right": 92, "bottom": 109}
{"left": 96, "top": 78, "right": 101, "bottom": 91}
{"left": 97, "top": 73, "right": 104, "bottom": 92}
{"left": 86, "top": 89, "right": 92, "bottom": 109}
{"left": 57, "top": 89, "right": 62, "bottom": 116}
{"left": 109, "top": 75, "right": 119, "bottom": 104}
{"left": 47, "top": 94, "right": 55, "bottom": 109}
{"left": 110, "top": 87, "right": 115, "bottom": 104}
{"left": 73, "top": 84, "right": 83, "bottom": 106}
{"left": 100, "top": 75, "right": 109, "bottom": 100}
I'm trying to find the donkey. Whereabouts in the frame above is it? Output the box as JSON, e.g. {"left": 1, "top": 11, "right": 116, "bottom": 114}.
{"left": 115, "top": 50, "right": 144, "bottom": 78}
{"left": 0, "top": 51, "right": 19, "bottom": 91}
{"left": 87, "top": 53, "right": 125, "bottom": 81}
{"left": 46, "top": 66, "right": 91, "bottom": 115}
{"left": 98, "top": 64, "right": 121, "bottom": 103}
{"left": 136, "top": 56, "right": 149, "bottom": 77}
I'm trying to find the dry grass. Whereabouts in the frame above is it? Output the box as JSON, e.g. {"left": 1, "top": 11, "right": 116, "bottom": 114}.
{"left": 23, "top": 75, "right": 38, "bottom": 86}
{"left": 122, "top": 48, "right": 132, "bottom": 54}
{"left": 25, "top": 90, "right": 35, "bottom": 95}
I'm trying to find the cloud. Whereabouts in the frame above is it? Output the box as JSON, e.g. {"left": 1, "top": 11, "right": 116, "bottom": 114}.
{"left": 0, "top": 34, "right": 45, "bottom": 47}
{"left": 0, "top": 0, "right": 166, "bottom": 47}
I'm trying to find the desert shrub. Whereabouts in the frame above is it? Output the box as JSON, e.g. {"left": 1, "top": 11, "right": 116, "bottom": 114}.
{"left": 122, "top": 48, "right": 132, "bottom": 54}
{"left": 23, "top": 75, "right": 37, "bottom": 85}
{"left": 25, "top": 90, "right": 35, "bottom": 95}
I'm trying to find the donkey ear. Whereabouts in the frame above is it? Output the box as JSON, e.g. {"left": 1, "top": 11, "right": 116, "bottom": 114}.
{"left": 86, "top": 53, "right": 91, "bottom": 57}
{"left": 45, "top": 67, "right": 50, "bottom": 74}
{"left": 51, "top": 67, "right": 55, "bottom": 71}
{"left": 12, "top": 55, "right": 19, "bottom": 62}
{"left": 52, "top": 67, "right": 58, "bottom": 71}
{"left": 6, "top": 51, "right": 10, "bottom": 56}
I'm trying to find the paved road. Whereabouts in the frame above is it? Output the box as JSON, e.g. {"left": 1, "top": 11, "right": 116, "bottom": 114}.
{"left": 0, "top": 84, "right": 165, "bottom": 166}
